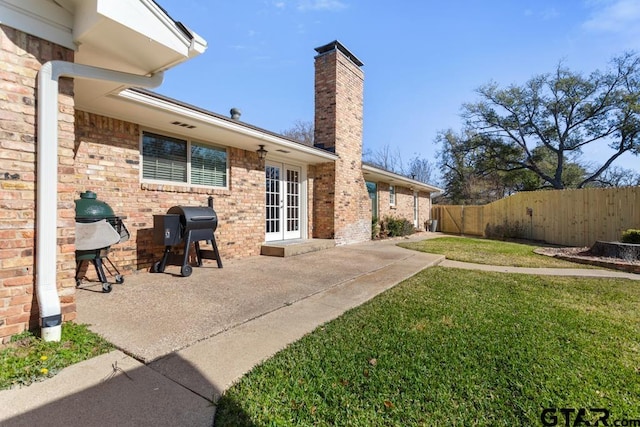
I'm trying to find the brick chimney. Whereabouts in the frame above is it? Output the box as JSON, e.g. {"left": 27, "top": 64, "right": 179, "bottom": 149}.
{"left": 312, "top": 40, "right": 371, "bottom": 244}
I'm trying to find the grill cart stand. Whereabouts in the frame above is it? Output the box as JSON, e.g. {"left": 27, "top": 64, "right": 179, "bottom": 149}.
{"left": 152, "top": 203, "right": 223, "bottom": 277}
{"left": 74, "top": 191, "right": 130, "bottom": 293}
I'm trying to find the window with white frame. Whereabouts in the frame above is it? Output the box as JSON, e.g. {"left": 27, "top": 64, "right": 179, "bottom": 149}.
{"left": 389, "top": 184, "right": 396, "bottom": 206}
{"left": 366, "top": 181, "right": 378, "bottom": 219}
{"left": 142, "top": 131, "right": 227, "bottom": 187}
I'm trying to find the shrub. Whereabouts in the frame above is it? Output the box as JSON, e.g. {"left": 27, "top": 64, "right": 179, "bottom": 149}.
{"left": 485, "top": 220, "right": 526, "bottom": 240}
{"left": 621, "top": 229, "right": 640, "bottom": 244}
{"left": 380, "top": 216, "right": 415, "bottom": 238}
{"left": 371, "top": 217, "right": 380, "bottom": 240}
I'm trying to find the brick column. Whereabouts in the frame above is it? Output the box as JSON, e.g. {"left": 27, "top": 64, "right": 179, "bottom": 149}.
{"left": 313, "top": 41, "right": 371, "bottom": 244}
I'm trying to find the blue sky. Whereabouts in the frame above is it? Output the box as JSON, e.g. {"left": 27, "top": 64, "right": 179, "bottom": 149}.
{"left": 157, "top": 0, "right": 640, "bottom": 178}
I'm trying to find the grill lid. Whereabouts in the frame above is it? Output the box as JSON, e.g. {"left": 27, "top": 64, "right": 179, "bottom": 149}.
{"left": 75, "top": 191, "right": 115, "bottom": 220}
{"left": 166, "top": 205, "right": 218, "bottom": 231}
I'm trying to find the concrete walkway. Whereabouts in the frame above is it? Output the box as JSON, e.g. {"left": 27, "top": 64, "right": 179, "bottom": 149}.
{"left": 0, "top": 234, "right": 636, "bottom": 426}
{"left": 440, "top": 259, "right": 640, "bottom": 280}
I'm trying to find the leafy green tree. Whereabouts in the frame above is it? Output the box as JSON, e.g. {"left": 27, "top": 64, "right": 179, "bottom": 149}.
{"left": 436, "top": 130, "right": 589, "bottom": 204}
{"left": 436, "top": 130, "right": 510, "bottom": 204}
{"left": 462, "top": 52, "right": 640, "bottom": 189}
{"left": 501, "top": 145, "right": 588, "bottom": 190}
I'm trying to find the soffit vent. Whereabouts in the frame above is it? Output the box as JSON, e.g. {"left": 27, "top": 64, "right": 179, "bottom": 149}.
{"left": 171, "top": 120, "right": 196, "bottom": 129}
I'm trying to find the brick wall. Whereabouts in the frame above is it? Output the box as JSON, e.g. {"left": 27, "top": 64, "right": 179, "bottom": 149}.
{"left": 73, "top": 111, "right": 266, "bottom": 281}
{"left": 313, "top": 43, "right": 371, "bottom": 244}
{"left": 376, "top": 182, "right": 432, "bottom": 231}
{"left": 418, "top": 191, "right": 432, "bottom": 231}
{"left": 309, "top": 162, "right": 335, "bottom": 238}
{"left": 0, "top": 25, "right": 76, "bottom": 342}
{"left": 306, "top": 168, "right": 315, "bottom": 238}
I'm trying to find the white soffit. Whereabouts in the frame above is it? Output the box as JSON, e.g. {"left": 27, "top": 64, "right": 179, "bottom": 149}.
{"left": 0, "top": 0, "right": 75, "bottom": 49}
{"left": 78, "top": 88, "right": 338, "bottom": 165}
{"left": 1, "top": 0, "right": 206, "bottom": 73}
{"left": 70, "top": 0, "right": 207, "bottom": 124}
{"left": 72, "top": 0, "right": 207, "bottom": 75}
{"left": 2, "top": 0, "right": 207, "bottom": 113}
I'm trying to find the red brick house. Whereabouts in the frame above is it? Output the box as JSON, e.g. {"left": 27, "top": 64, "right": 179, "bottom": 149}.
{"left": 0, "top": 0, "right": 440, "bottom": 342}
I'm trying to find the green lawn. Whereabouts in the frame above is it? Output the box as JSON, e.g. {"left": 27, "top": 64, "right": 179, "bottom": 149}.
{"left": 0, "top": 323, "right": 113, "bottom": 390}
{"left": 399, "top": 236, "right": 592, "bottom": 268}
{"left": 215, "top": 268, "right": 640, "bottom": 426}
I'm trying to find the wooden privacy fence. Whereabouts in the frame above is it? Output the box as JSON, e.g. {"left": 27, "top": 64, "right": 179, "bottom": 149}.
{"left": 431, "top": 186, "right": 640, "bottom": 247}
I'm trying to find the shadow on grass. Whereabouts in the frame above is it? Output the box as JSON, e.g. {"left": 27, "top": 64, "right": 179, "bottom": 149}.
{"left": 213, "top": 396, "right": 258, "bottom": 427}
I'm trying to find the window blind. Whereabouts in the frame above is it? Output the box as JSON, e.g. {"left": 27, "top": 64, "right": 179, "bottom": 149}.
{"left": 191, "top": 143, "right": 227, "bottom": 187}
{"left": 142, "top": 132, "right": 187, "bottom": 183}
{"left": 142, "top": 132, "right": 227, "bottom": 188}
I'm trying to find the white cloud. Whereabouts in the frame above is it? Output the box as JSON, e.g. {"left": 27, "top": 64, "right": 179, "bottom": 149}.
{"left": 296, "top": 0, "right": 348, "bottom": 12}
{"left": 583, "top": 0, "right": 640, "bottom": 33}
{"left": 522, "top": 7, "right": 559, "bottom": 20}
{"left": 541, "top": 7, "right": 559, "bottom": 20}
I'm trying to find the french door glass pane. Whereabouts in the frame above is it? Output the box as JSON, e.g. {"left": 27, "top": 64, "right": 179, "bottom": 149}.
{"left": 286, "top": 169, "right": 299, "bottom": 232}
{"left": 266, "top": 166, "right": 280, "bottom": 233}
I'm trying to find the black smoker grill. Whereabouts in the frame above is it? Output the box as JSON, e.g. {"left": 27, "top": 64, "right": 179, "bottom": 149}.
{"left": 152, "top": 198, "right": 222, "bottom": 277}
{"left": 75, "top": 191, "right": 130, "bottom": 293}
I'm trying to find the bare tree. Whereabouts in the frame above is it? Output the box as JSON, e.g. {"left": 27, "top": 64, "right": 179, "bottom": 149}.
{"left": 588, "top": 165, "right": 640, "bottom": 187}
{"left": 407, "top": 155, "right": 435, "bottom": 184}
{"left": 364, "top": 144, "right": 436, "bottom": 185}
{"left": 281, "top": 119, "right": 314, "bottom": 146}
{"left": 363, "top": 144, "right": 404, "bottom": 174}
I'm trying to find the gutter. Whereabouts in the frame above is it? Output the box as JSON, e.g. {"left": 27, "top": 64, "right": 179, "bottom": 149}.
{"left": 145, "top": 0, "right": 207, "bottom": 59}
{"left": 36, "top": 61, "right": 163, "bottom": 341}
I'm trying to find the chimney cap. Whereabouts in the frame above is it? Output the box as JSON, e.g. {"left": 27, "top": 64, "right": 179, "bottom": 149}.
{"left": 314, "top": 40, "right": 364, "bottom": 67}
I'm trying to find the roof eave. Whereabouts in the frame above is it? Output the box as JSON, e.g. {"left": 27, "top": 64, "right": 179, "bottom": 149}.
{"left": 362, "top": 163, "right": 442, "bottom": 193}
{"left": 113, "top": 88, "right": 338, "bottom": 164}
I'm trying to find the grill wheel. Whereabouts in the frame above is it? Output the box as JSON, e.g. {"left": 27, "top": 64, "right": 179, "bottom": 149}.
{"left": 181, "top": 265, "right": 193, "bottom": 277}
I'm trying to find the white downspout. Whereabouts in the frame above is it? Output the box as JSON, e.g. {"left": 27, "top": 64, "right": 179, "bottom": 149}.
{"left": 37, "top": 61, "right": 164, "bottom": 341}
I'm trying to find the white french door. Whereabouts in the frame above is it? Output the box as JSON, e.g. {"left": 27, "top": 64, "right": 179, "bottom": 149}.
{"left": 265, "top": 162, "right": 302, "bottom": 242}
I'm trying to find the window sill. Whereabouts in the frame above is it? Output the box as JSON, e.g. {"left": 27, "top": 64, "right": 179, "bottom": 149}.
{"left": 141, "top": 182, "right": 230, "bottom": 196}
